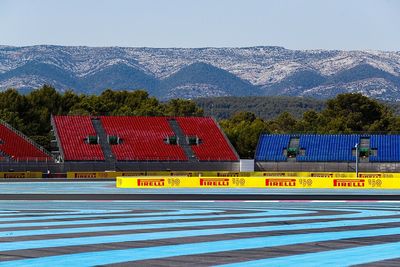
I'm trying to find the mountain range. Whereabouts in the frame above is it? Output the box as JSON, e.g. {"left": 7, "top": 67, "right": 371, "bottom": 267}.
{"left": 0, "top": 45, "right": 399, "bottom": 100}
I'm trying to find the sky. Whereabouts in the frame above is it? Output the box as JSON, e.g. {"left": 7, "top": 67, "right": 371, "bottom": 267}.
{"left": 0, "top": 0, "right": 399, "bottom": 51}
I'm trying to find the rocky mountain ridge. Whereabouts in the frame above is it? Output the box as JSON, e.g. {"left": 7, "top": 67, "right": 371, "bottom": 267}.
{"left": 0, "top": 45, "right": 399, "bottom": 100}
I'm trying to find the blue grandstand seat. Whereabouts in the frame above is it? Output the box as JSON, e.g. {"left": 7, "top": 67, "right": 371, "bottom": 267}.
{"left": 255, "top": 134, "right": 290, "bottom": 161}
{"left": 256, "top": 134, "right": 400, "bottom": 163}
{"left": 370, "top": 135, "right": 400, "bottom": 162}
{"left": 297, "top": 134, "right": 360, "bottom": 162}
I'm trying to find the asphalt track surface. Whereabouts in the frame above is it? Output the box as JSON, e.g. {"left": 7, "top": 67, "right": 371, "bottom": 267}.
{"left": 1, "top": 182, "right": 400, "bottom": 266}
{"left": 2, "top": 200, "right": 400, "bottom": 266}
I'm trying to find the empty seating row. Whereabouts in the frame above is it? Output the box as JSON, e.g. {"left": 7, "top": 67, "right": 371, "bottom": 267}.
{"left": 100, "top": 116, "right": 187, "bottom": 161}
{"left": 53, "top": 116, "right": 104, "bottom": 161}
{"left": 255, "top": 134, "right": 290, "bottom": 161}
{"left": 297, "top": 134, "right": 359, "bottom": 162}
{"left": 176, "top": 117, "right": 239, "bottom": 161}
{"left": 53, "top": 116, "right": 239, "bottom": 162}
{"left": 0, "top": 123, "right": 51, "bottom": 161}
{"left": 370, "top": 135, "right": 400, "bottom": 162}
{"left": 256, "top": 134, "right": 361, "bottom": 162}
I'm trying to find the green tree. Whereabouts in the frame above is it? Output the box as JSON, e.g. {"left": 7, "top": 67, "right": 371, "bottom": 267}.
{"left": 60, "top": 90, "right": 80, "bottom": 114}
{"left": 267, "top": 112, "right": 298, "bottom": 133}
{"left": 164, "top": 99, "right": 204, "bottom": 117}
{"left": 296, "top": 110, "right": 322, "bottom": 133}
{"left": 321, "top": 93, "right": 392, "bottom": 132}
{"left": 220, "top": 112, "right": 268, "bottom": 158}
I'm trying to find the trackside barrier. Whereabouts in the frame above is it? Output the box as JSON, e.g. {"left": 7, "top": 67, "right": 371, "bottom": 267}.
{"left": 116, "top": 176, "right": 400, "bottom": 189}
{"left": 71, "top": 171, "right": 400, "bottom": 179}
{"left": 67, "top": 171, "right": 148, "bottom": 178}
{"left": 0, "top": 172, "right": 42, "bottom": 178}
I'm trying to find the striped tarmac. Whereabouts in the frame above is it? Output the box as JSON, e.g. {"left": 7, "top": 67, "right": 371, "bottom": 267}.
{"left": 1, "top": 201, "right": 400, "bottom": 266}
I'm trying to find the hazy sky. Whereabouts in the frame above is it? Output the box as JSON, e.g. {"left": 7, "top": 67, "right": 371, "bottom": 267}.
{"left": 1, "top": 0, "right": 399, "bottom": 50}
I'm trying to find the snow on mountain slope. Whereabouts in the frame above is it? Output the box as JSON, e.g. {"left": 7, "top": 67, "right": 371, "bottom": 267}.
{"left": 0, "top": 45, "right": 399, "bottom": 100}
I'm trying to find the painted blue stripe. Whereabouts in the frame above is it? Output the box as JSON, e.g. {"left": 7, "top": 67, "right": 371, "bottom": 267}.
{"left": 3, "top": 226, "right": 400, "bottom": 266}
{"left": 218, "top": 241, "right": 400, "bottom": 267}
{"left": 0, "top": 210, "right": 134, "bottom": 218}
{"left": 2, "top": 211, "right": 400, "bottom": 240}
{"left": 3, "top": 214, "right": 400, "bottom": 252}
{"left": 0, "top": 209, "right": 313, "bottom": 229}
{"left": 0, "top": 209, "right": 222, "bottom": 222}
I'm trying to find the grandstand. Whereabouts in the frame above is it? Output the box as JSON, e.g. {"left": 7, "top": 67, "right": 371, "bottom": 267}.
{"left": 369, "top": 135, "right": 400, "bottom": 162}
{"left": 0, "top": 120, "right": 52, "bottom": 162}
{"left": 296, "top": 134, "right": 359, "bottom": 162}
{"left": 255, "top": 134, "right": 291, "bottom": 161}
{"left": 4, "top": 115, "right": 400, "bottom": 174}
{"left": 255, "top": 134, "right": 400, "bottom": 172}
{"left": 45, "top": 115, "right": 240, "bottom": 172}
{"left": 176, "top": 117, "right": 238, "bottom": 161}
{"left": 100, "top": 116, "right": 187, "bottom": 161}
{"left": 52, "top": 116, "right": 105, "bottom": 161}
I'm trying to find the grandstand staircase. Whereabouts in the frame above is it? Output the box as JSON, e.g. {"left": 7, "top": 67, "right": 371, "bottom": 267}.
{"left": 168, "top": 119, "right": 198, "bottom": 162}
{"left": 359, "top": 137, "right": 371, "bottom": 162}
{"left": 289, "top": 137, "right": 300, "bottom": 149}
{"left": 359, "top": 137, "right": 370, "bottom": 148}
{"left": 287, "top": 136, "right": 300, "bottom": 161}
{"left": 91, "top": 118, "right": 116, "bottom": 166}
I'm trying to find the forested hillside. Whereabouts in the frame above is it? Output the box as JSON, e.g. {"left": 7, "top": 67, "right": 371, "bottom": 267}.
{"left": 195, "top": 96, "right": 325, "bottom": 120}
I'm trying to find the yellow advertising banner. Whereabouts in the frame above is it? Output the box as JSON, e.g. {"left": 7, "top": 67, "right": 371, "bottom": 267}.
{"left": 116, "top": 176, "right": 400, "bottom": 189}
{"left": 0, "top": 172, "right": 42, "bottom": 178}
{"left": 70, "top": 171, "right": 400, "bottom": 180}
{"left": 67, "top": 171, "right": 149, "bottom": 178}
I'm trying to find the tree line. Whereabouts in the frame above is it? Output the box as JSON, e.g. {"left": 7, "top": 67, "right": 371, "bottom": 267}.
{"left": 0, "top": 86, "right": 202, "bottom": 150}
{"left": 0, "top": 86, "right": 399, "bottom": 158}
{"left": 195, "top": 96, "right": 325, "bottom": 120}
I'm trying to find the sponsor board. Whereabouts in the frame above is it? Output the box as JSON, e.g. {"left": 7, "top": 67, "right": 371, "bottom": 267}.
{"left": 0, "top": 172, "right": 42, "bottom": 178}
{"left": 265, "top": 178, "right": 296, "bottom": 187}
{"left": 333, "top": 179, "right": 365, "bottom": 187}
{"left": 116, "top": 176, "right": 400, "bottom": 189}
{"left": 359, "top": 173, "right": 381, "bottom": 179}
{"left": 311, "top": 173, "right": 334, "bottom": 178}
{"left": 68, "top": 171, "right": 146, "bottom": 179}
{"left": 200, "top": 178, "right": 230, "bottom": 187}
{"left": 137, "top": 178, "right": 165, "bottom": 187}
{"left": 70, "top": 171, "right": 400, "bottom": 181}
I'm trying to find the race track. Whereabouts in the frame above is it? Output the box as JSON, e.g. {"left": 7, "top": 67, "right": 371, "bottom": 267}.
{"left": 1, "top": 182, "right": 400, "bottom": 266}
{"left": 1, "top": 201, "right": 400, "bottom": 266}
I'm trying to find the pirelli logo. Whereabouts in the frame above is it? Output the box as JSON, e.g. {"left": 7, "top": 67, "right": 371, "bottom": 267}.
{"left": 333, "top": 179, "right": 365, "bottom": 187}
{"left": 137, "top": 179, "right": 165, "bottom": 187}
{"left": 74, "top": 173, "right": 97, "bottom": 178}
{"left": 311, "top": 173, "right": 333, "bottom": 178}
{"left": 359, "top": 174, "right": 381, "bottom": 178}
{"left": 4, "top": 173, "right": 27, "bottom": 178}
{"left": 217, "top": 173, "right": 239, "bottom": 177}
{"left": 200, "top": 178, "right": 230, "bottom": 186}
{"left": 263, "top": 172, "right": 286, "bottom": 177}
{"left": 121, "top": 172, "right": 145, "bottom": 176}
{"left": 265, "top": 178, "right": 296, "bottom": 187}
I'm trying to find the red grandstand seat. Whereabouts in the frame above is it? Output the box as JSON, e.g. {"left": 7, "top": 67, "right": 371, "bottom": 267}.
{"left": 176, "top": 117, "right": 238, "bottom": 161}
{"left": 100, "top": 116, "right": 187, "bottom": 161}
{"left": 53, "top": 116, "right": 104, "bottom": 161}
{"left": 0, "top": 123, "right": 52, "bottom": 161}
